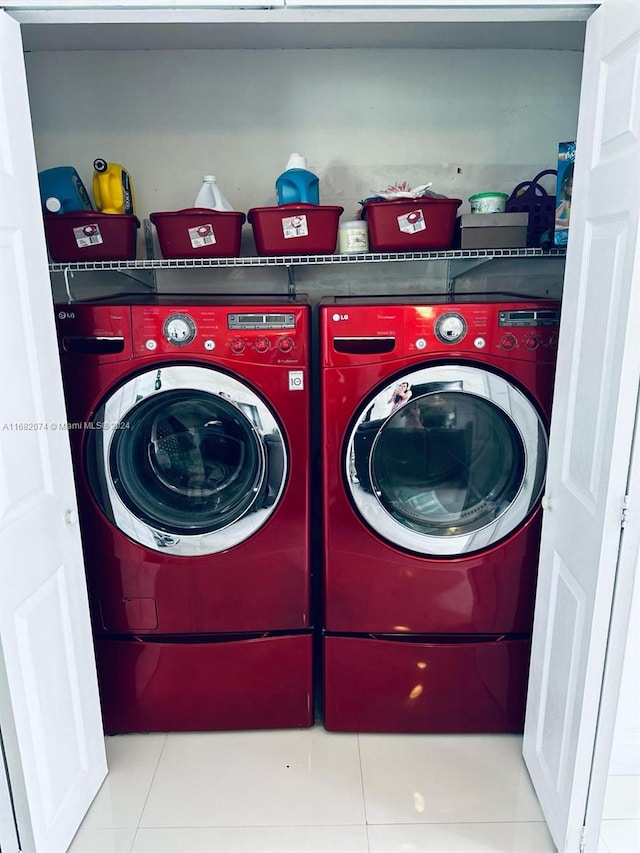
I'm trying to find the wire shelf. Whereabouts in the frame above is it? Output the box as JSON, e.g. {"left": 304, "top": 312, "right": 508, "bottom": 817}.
{"left": 49, "top": 247, "right": 566, "bottom": 273}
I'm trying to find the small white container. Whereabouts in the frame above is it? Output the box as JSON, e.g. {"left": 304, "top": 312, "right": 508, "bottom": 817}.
{"left": 469, "top": 192, "right": 509, "bottom": 214}
{"left": 339, "top": 219, "right": 369, "bottom": 253}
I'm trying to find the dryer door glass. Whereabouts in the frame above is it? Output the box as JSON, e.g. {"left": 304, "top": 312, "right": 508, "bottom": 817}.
{"left": 111, "top": 389, "right": 264, "bottom": 533}
{"left": 85, "top": 365, "right": 287, "bottom": 556}
{"left": 345, "top": 365, "right": 547, "bottom": 557}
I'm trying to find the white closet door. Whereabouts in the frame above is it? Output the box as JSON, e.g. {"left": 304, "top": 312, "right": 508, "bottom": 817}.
{"left": 523, "top": 1, "right": 640, "bottom": 852}
{"left": 0, "top": 11, "right": 106, "bottom": 853}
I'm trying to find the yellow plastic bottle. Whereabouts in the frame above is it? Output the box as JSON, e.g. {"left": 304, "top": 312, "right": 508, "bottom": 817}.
{"left": 92, "top": 158, "right": 135, "bottom": 215}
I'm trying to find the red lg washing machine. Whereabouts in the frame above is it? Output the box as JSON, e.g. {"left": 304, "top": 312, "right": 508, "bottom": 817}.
{"left": 320, "top": 295, "right": 560, "bottom": 733}
{"left": 55, "top": 295, "right": 312, "bottom": 732}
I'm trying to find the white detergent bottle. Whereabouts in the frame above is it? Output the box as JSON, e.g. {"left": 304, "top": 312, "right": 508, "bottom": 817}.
{"left": 194, "top": 175, "right": 235, "bottom": 211}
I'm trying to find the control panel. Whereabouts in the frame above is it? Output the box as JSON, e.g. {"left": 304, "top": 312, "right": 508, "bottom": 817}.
{"left": 495, "top": 308, "right": 560, "bottom": 355}
{"left": 416, "top": 305, "right": 559, "bottom": 359}
{"left": 132, "top": 306, "right": 307, "bottom": 364}
{"left": 323, "top": 301, "right": 560, "bottom": 366}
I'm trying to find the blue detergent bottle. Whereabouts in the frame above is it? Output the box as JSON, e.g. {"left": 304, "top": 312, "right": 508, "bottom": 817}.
{"left": 275, "top": 154, "right": 320, "bottom": 205}
{"left": 38, "top": 166, "right": 93, "bottom": 214}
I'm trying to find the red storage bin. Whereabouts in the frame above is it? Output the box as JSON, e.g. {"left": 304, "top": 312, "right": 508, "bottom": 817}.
{"left": 150, "top": 208, "right": 246, "bottom": 259}
{"left": 44, "top": 211, "right": 140, "bottom": 262}
{"left": 248, "top": 203, "right": 344, "bottom": 256}
{"left": 362, "top": 197, "right": 462, "bottom": 251}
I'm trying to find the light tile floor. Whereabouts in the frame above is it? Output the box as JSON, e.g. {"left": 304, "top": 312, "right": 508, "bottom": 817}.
{"left": 68, "top": 729, "right": 639, "bottom": 853}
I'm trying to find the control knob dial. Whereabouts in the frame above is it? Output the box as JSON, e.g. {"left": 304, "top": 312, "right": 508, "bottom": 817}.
{"left": 434, "top": 312, "right": 467, "bottom": 344}
{"left": 278, "top": 336, "right": 294, "bottom": 353}
{"left": 163, "top": 313, "right": 196, "bottom": 346}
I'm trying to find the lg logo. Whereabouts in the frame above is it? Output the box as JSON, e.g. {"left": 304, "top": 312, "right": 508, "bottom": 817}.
{"left": 58, "top": 311, "right": 75, "bottom": 320}
{"left": 332, "top": 313, "right": 349, "bottom": 322}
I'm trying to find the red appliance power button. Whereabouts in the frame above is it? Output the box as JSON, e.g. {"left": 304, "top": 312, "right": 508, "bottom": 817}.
{"left": 254, "top": 336, "right": 271, "bottom": 353}
{"left": 500, "top": 334, "right": 518, "bottom": 351}
{"left": 278, "top": 336, "right": 294, "bottom": 353}
{"left": 230, "top": 338, "right": 246, "bottom": 354}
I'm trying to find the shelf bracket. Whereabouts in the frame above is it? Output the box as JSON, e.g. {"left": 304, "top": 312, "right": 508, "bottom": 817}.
{"left": 114, "top": 268, "right": 157, "bottom": 289}
{"left": 62, "top": 266, "right": 74, "bottom": 302}
{"left": 446, "top": 257, "right": 497, "bottom": 300}
{"left": 448, "top": 257, "right": 496, "bottom": 282}
{"left": 287, "top": 264, "right": 296, "bottom": 299}
{"left": 55, "top": 265, "right": 156, "bottom": 298}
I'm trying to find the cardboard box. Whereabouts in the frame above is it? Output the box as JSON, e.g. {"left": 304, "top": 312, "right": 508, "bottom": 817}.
{"left": 554, "top": 141, "right": 576, "bottom": 246}
{"left": 459, "top": 212, "right": 529, "bottom": 249}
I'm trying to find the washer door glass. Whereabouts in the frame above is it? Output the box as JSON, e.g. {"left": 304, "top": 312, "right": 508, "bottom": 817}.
{"left": 346, "top": 365, "right": 547, "bottom": 556}
{"left": 85, "top": 365, "right": 287, "bottom": 556}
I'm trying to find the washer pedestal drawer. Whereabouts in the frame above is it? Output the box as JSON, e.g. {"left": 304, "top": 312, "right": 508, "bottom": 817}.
{"left": 96, "top": 632, "right": 313, "bottom": 733}
{"left": 323, "top": 633, "right": 530, "bottom": 734}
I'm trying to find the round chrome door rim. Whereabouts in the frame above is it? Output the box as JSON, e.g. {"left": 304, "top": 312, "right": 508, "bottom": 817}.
{"left": 89, "top": 364, "right": 287, "bottom": 556}
{"left": 344, "top": 364, "right": 547, "bottom": 557}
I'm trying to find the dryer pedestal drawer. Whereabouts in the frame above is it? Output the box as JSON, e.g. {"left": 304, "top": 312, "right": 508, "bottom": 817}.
{"left": 323, "top": 634, "right": 530, "bottom": 734}
{"left": 96, "top": 633, "right": 313, "bottom": 733}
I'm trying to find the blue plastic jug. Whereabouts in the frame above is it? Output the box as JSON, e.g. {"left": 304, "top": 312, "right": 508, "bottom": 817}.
{"left": 275, "top": 154, "right": 320, "bottom": 205}
{"left": 38, "top": 166, "right": 93, "bottom": 214}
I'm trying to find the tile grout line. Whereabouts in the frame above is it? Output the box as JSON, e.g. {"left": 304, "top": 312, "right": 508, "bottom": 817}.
{"left": 130, "top": 732, "right": 170, "bottom": 849}
{"left": 365, "top": 819, "right": 551, "bottom": 825}
{"left": 601, "top": 815, "right": 640, "bottom": 824}
{"left": 597, "top": 828, "right": 611, "bottom": 853}
{"left": 357, "top": 733, "right": 373, "bottom": 853}
{"left": 127, "top": 823, "right": 374, "bottom": 828}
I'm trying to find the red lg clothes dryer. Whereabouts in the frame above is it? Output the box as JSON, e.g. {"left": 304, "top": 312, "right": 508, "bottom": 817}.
{"left": 320, "top": 296, "right": 561, "bottom": 734}
{"left": 55, "top": 296, "right": 312, "bottom": 733}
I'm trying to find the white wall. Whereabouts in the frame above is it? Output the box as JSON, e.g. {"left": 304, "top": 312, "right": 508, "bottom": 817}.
{"left": 25, "top": 48, "right": 582, "bottom": 221}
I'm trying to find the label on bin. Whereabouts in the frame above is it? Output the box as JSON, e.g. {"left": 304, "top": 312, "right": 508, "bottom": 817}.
{"left": 74, "top": 223, "right": 104, "bottom": 248}
{"left": 188, "top": 223, "right": 216, "bottom": 248}
{"left": 282, "top": 215, "right": 309, "bottom": 239}
{"left": 398, "top": 210, "right": 426, "bottom": 234}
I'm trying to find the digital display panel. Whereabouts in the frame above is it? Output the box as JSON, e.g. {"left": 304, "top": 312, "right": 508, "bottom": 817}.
{"left": 499, "top": 310, "right": 559, "bottom": 328}
{"left": 228, "top": 313, "right": 296, "bottom": 330}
